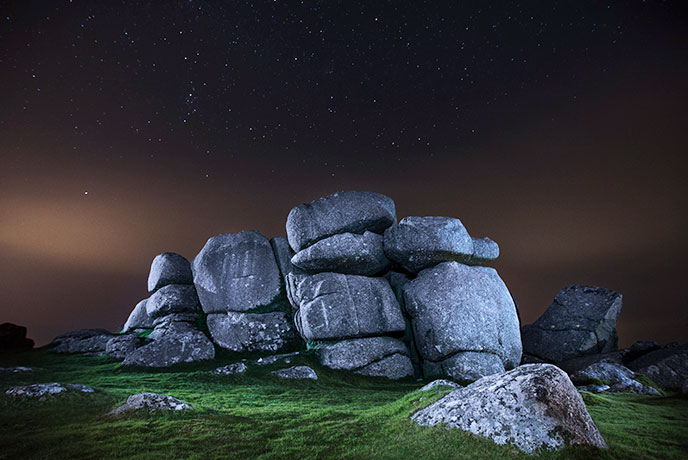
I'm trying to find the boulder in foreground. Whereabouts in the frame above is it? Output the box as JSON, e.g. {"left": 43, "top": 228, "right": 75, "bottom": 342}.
{"left": 412, "top": 364, "right": 607, "bottom": 453}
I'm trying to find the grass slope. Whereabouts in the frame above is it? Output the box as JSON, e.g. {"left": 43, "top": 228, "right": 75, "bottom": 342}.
{"left": 1, "top": 348, "right": 686, "bottom": 460}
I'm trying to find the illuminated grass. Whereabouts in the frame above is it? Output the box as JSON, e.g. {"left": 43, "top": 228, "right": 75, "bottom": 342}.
{"left": 0, "top": 348, "right": 686, "bottom": 460}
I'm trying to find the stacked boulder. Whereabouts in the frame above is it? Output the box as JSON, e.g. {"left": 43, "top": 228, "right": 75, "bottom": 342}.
{"left": 281, "top": 191, "right": 414, "bottom": 379}
{"left": 192, "top": 231, "right": 299, "bottom": 354}
{"left": 387, "top": 216, "right": 522, "bottom": 381}
{"left": 122, "top": 253, "right": 215, "bottom": 367}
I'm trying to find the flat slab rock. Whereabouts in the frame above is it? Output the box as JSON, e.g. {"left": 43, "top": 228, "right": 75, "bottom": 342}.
{"left": 109, "top": 393, "right": 192, "bottom": 414}
{"left": 147, "top": 252, "right": 193, "bottom": 293}
{"left": 521, "top": 285, "right": 622, "bottom": 363}
{"left": 272, "top": 365, "right": 318, "bottom": 380}
{"left": 291, "top": 231, "right": 390, "bottom": 276}
{"left": 317, "top": 337, "right": 414, "bottom": 380}
{"left": 51, "top": 329, "right": 113, "bottom": 354}
{"left": 412, "top": 364, "right": 607, "bottom": 453}
{"left": 286, "top": 190, "right": 396, "bottom": 253}
{"left": 192, "top": 230, "right": 283, "bottom": 313}
{"left": 213, "top": 362, "right": 248, "bottom": 375}
{"left": 6, "top": 382, "right": 94, "bottom": 398}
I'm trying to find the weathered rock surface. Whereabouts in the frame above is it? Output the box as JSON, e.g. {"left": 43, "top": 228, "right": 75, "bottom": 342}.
{"left": 403, "top": 262, "right": 521, "bottom": 380}
{"left": 6, "top": 382, "right": 94, "bottom": 398}
{"left": 52, "top": 329, "right": 113, "bottom": 354}
{"left": 0, "top": 323, "right": 34, "bottom": 350}
{"left": 412, "top": 364, "right": 607, "bottom": 453}
{"left": 627, "top": 345, "right": 688, "bottom": 389}
{"left": 419, "top": 379, "right": 461, "bottom": 391}
{"left": 291, "top": 273, "right": 405, "bottom": 341}
{"left": 122, "top": 298, "right": 154, "bottom": 332}
{"left": 106, "top": 334, "right": 146, "bottom": 359}
{"left": 578, "top": 384, "right": 611, "bottom": 394}
{"left": 570, "top": 362, "right": 660, "bottom": 395}
{"left": 206, "top": 311, "right": 299, "bottom": 353}
{"left": 521, "top": 285, "right": 623, "bottom": 363}
{"left": 122, "top": 328, "right": 215, "bottom": 367}
{"left": 108, "top": 393, "right": 192, "bottom": 414}
{"left": 286, "top": 191, "right": 396, "bottom": 252}
{"left": 255, "top": 352, "right": 300, "bottom": 366}
{"left": 147, "top": 252, "right": 193, "bottom": 293}
{"left": 291, "top": 231, "right": 390, "bottom": 275}
{"left": 317, "top": 337, "right": 414, "bottom": 380}
{"left": 272, "top": 365, "right": 318, "bottom": 380}
{"left": 271, "top": 236, "right": 308, "bottom": 309}
{"left": 383, "top": 216, "right": 474, "bottom": 272}
{"left": 192, "top": 231, "right": 283, "bottom": 313}
{"left": 146, "top": 284, "right": 201, "bottom": 319}
{"left": 213, "top": 362, "right": 248, "bottom": 375}
{"left": 467, "top": 237, "right": 500, "bottom": 265}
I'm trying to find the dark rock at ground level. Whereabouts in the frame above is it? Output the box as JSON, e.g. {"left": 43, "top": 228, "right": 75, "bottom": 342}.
{"left": 412, "top": 364, "right": 607, "bottom": 453}
{"left": 383, "top": 216, "right": 475, "bottom": 273}
{"left": 147, "top": 252, "right": 194, "bottom": 293}
{"left": 145, "top": 284, "right": 201, "bottom": 319}
{"left": 555, "top": 350, "right": 625, "bottom": 374}
{"left": 206, "top": 311, "right": 300, "bottom": 353}
{"left": 255, "top": 352, "right": 300, "bottom": 366}
{"left": 122, "top": 329, "right": 215, "bottom": 367}
{"left": 106, "top": 334, "right": 147, "bottom": 359}
{"left": 403, "top": 262, "right": 521, "bottom": 380}
{"left": 419, "top": 379, "right": 461, "bottom": 391}
{"left": 272, "top": 365, "right": 318, "bottom": 380}
{"left": 570, "top": 362, "right": 661, "bottom": 395}
{"left": 627, "top": 345, "right": 688, "bottom": 389}
{"left": 271, "top": 236, "right": 308, "bottom": 309}
{"left": 192, "top": 231, "right": 283, "bottom": 314}
{"left": 286, "top": 191, "right": 396, "bottom": 253}
{"left": 521, "top": 285, "right": 622, "bottom": 364}
{"left": 291, "top": 231, "right": 390, "bottom": 276}
{"left": 6, "top": 382, "right": 94, "bottom": 398}
{"left": 0, "top": 366, "right": 34, "bottom": 373}
{"left": 0, "top": 323, "right": 34, "bottom": 350}
{"left": 317, "top": 337, "right": 414, "bottom": 380}
{"left": 108, "top": 393, "right": 192, "bottom": 414}
{"left": 122, "top": 298, "right": 154, "bottom": 332}
{"left": 213, "top": 362, "right": 248, "bottom": 375}
{"left": 52, "top": 329, "right": 113, "bottom": 354}
{"left": 578, "top": 384, "right": 611, "bottom": 394}
{"left": 292, "top": 273, "right": 405, "bottom": 341}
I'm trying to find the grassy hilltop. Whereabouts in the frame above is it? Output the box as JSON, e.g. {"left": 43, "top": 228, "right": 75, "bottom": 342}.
{"left": 1, "top": 348, "right": 687, "bottom": 460}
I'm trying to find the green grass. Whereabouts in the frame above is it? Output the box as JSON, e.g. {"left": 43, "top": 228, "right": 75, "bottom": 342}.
{"left": 1, "top": 348, "right": 686, "bottom": 460}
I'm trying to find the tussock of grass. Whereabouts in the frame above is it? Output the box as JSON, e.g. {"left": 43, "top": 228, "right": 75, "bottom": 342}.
{"left": 1, "top": 348, "right": 686, "bottom": 460}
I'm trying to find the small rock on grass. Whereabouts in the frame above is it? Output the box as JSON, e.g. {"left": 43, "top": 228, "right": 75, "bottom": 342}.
{"left": 272, "top": 365, "right": 318, "bottom": 380}
{"left": 213, "top": 362, "right": 248, "bottom": 375}
{"left": 0, "top": 366, "right": 34, "bottom": 373}
{"left": 108, "top": 393, "right": 192, "bottom": 415}
{"left": 5, "top": 382, "right": 94, "bottom": 398}
{"left": 419, "top": 379, "right": 461, "bottom": 391}
{"left": 255, "top": 352, "right": 300, "bottom": 366}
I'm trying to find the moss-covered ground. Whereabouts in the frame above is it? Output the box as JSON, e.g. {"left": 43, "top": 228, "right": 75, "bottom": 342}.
{"left": 1, "top": 348, "right": 686, "bottom": 460}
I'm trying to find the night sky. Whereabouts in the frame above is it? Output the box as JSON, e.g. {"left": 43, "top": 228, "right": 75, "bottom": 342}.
{"left": 1, "top": 1, "right": 687, "bottom": 347}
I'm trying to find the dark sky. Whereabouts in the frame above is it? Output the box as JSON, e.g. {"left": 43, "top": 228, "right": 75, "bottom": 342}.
{"left": 1, "top": 1, "right": 687, "bottom": 347}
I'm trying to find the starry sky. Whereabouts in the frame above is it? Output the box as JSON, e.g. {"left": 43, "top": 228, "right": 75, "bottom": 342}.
{"left": 1, "top": 1, "right": 687, "bottom": 347}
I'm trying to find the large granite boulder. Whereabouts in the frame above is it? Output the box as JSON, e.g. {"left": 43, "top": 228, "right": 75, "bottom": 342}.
{"left": 271, "top": 236, "right": 308, "bottom": 309}
{"left": 145, "top": 284, "right": 201, "bottom": 319}
{"left": 206, "top": 311, "right": 299, "bottom": 353}
{"left": 626, "top": 345, "right": 688, "bottom": 389}
{"left": 147, "top": 252, "right": 193, "bottom": 293}
{"left": 52, "top": 329, "right": 113, "bottom": 354}
{"left": 122, "top": 326, "right": 215, "bottom": 367}
{"left": 521, "top": 285, "right": 623, "bottom": 363}
{"left": 106, "top": 334, "right": 146, "bottom": 359}
{"left": 286, "top": 191, "right": 396, "bottom": 252}
{"left": 0, "top": 323, "right": 34, "bottom": 350}
{"left": 192, "top": 231, "right": 282, "bottom": 313}
{"left": 291, "top": 231, "right": 390, "bottom": 275}
{"left": 403, "top": 261, "right": 522, "bottom": 380}
{"left": 383, "top": 216, "right": 474, "bottom": 272}
{"left": 317, "top": 337, "right": 414, "bottom": 380}
{"left": 412, "top": 364, "right": 607, "bottom": 453}
{"left": 122, "top": 299, "right": 154, "bottom": 332}
{"left": 291, "top": 273, "right": 406, "bottom": 341}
